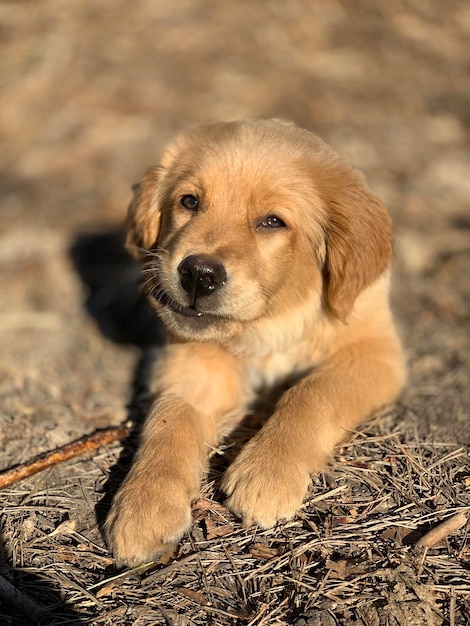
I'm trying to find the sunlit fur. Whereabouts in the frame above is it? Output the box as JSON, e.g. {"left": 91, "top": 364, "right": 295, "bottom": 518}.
{"left": 106, "top": 119, "right": 405, "bottom": 566}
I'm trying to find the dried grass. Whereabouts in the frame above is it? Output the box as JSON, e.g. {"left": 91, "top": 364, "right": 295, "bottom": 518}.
{"left": 1, "top": 404, "right": 469, "bottom": 625}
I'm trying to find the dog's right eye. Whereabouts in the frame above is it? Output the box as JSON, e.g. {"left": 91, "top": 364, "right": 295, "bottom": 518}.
{"left": 180, "top": 195, "right": 199, "bottom": 211}
{"left": 258, "top": 215, "right": 286, "bottom": 229}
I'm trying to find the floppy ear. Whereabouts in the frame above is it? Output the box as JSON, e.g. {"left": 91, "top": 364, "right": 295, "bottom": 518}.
{"left": 125, "top": 168, "right": 162, "bottom": 260}
{"left": 323, "top": 175, "right": 393, "bottom": 321}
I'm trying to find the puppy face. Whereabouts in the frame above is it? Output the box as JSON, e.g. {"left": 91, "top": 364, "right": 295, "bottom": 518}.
{"left": 127, "top": 120, "right": 392, "bottom": 344}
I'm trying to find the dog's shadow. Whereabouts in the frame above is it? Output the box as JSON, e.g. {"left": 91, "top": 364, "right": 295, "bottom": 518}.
{"left": 70, "top": 229, "right": 167, "bottom": 532}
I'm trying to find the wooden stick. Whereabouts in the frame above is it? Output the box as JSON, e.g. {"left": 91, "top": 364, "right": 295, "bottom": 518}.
{"left": 0, "top": 425, "right": 130, "bottom": 490}
{"left": 415, "top": 511, "right": 468, "bottom": 549}
{"left": 0, "top": 573, "right": 46, "bottom": 623}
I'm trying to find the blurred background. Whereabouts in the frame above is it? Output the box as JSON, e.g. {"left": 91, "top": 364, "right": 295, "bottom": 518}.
{"left": 0, "top": 0, "right": 469, "bottom": 464}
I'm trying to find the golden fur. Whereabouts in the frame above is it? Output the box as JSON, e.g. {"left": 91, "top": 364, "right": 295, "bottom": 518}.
{"left": 105, "top": 119, "right": 405, "bottom": 565}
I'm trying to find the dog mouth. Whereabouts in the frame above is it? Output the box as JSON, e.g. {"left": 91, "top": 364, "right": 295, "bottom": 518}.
{"left": 152, "top": 289, "right": 217, "bottom": 320}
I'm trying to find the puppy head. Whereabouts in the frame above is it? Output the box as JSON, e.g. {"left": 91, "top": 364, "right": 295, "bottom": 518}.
{"left": 127, "top": 120, "right": 392, "bottom": 344}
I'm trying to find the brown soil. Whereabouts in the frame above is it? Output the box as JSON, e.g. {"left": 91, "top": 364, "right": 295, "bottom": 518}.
{"left": 0, "top": 1, "right": 469, "bottom": 624}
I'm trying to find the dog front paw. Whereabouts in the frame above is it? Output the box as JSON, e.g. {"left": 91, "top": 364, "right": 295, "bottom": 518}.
{"left": 105, "top": 473, "right": 193, "bottom": 567}
{"left": 221, "top": 440, "right": 311, "bottom": 528}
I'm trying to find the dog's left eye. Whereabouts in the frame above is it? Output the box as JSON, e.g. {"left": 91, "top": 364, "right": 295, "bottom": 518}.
{"left": 259, "top": 215, "right": 286, "bottom": 229}
{"left": 180, "top": 195, "right": 199, "bottom": 211}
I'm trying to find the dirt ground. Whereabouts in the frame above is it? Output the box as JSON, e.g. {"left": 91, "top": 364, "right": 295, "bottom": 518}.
{"left": 0, "top": 1, "right": 469, "bottom": 624}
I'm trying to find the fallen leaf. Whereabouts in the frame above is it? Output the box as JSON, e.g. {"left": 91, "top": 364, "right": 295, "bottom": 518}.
{"left": 49, "top": 519, "right": 76, "bottom": 537}
{"left": 204, "top": 517, "right": 234, "bottom": 539}
{"left": 176, "top": 587, "right": 207, "bottom": 605}
{"left": 249, "top": 543, "right": 280, "bottom": 559}
{"left": 331, "top": 515, "right": 355, "bottom": 527}
{"left": 325, "top": 558, "right": 347, "bottom": 579}
{"left": 96, "top": 582, "right": 118, "bottom": 598}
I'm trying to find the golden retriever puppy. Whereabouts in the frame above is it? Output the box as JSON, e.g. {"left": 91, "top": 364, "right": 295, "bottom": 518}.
{"left": 105, "top": 119, "right": 405, "bottom": 566}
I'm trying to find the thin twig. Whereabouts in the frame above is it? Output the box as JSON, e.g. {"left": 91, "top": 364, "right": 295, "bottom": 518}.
{"left": 89, "top": 550, "right": 218, "bottom": 594}
{"left": 142, "top": 551, "right": 215, "bottom": 586}
{"left": 415, "top": 512, "right": 468, "bottom": 549}
{"left": 0, "top": 426, "right": 130, "bottom": 490}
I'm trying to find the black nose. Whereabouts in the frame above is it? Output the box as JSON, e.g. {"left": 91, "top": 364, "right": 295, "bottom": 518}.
{"left": 178, "top": 254, "right": 227, "bottom": 304}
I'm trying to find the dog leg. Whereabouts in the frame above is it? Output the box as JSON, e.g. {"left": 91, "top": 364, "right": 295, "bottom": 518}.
{"left": 105, "top": 343, "right": 244, "bottom": 566}
{"left": 222, "top": 334, "right": 405, "bottom": 527}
